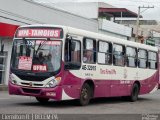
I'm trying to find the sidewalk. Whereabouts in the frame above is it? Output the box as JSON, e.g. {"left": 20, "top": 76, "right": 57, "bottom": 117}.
{"left": 0, "top": 85, "right": 8, "bottom": 91}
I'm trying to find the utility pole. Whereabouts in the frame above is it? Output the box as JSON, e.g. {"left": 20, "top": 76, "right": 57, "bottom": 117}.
{"left": 135, "top": 6, "right": 154, "bottom": 42}
{"left": 135, "top": 6, "right": 140, "bottom": 42}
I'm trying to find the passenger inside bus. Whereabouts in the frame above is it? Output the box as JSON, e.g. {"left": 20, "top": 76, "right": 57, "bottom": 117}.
{"left": 83, "top": 50, "right": 93, "bottom": 63}
{"left": 44, "top": 53, "right": 53, "bottom": 71}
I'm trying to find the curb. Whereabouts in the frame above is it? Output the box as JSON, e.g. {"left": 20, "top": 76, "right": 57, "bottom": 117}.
{"left": 0, "top": 85, "right": 8, "bottom": 91}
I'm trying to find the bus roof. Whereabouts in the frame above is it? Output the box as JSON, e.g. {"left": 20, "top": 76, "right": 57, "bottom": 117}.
{"left": 18, "top": 24, "right": 158, "bottom": 52}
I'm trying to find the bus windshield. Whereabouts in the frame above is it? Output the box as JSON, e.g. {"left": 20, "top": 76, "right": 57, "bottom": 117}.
{"left": 11, "top": 39, "right": 62, "bottom": 73}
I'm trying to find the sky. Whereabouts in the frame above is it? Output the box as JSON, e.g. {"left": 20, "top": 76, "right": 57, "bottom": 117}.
{"left": 34, "top": 0, "right": 160, "bottom": 21}
{"left": 106, "top": 0, "right": 160, "bottom": 21}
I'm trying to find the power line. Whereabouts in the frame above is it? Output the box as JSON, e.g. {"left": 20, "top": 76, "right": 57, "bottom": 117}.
{"left": 0, "top": 8, "right": 44, "bottom": 24}
{"left": 126, "top": 0, "right": 160, "bottom": 3}
{"left": 0, "top": 16, "right": 30, "bottom": 25}
{"left": 107, "top": 0, "right": 160, "bottom": 4}
{"left": 108, "top": 3, "right": 138, "bottom": 7}
{"left": 106, "top": 3, "right": 160, "bottom": 8}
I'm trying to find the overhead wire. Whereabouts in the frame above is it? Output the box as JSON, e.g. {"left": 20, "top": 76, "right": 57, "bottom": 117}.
{"left": 0, "top": 8, "right": 44, "bottom": 24}
{"left": 106, "top": 0, "right": 160, "bottom": 3}
{"left": 0, "top": 16, "right": 30, "bottom": 25}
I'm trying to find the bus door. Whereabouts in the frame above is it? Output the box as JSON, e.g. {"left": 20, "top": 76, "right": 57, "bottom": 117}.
{"left": 64, "top": 34, "right": 82, "bottom": 86}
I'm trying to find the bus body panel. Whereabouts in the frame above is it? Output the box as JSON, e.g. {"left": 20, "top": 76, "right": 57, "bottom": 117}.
{"left": 9, "top": 65, "right": 158, "bottom": 100}
{"left": 8, "top": 25, "right": 159, "bottom": 102}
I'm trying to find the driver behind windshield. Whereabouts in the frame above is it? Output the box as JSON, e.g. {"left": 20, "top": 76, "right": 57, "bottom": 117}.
{"left": 38, "top": 52, "right": 45, "bottom": 64}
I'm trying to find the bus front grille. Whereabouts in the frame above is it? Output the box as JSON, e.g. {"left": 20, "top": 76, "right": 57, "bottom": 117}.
{"left": 22, "top": 88, "right": 41, "bottom": 94}
{"left": 16, "top": 75, "right": 48, "bottom": 81}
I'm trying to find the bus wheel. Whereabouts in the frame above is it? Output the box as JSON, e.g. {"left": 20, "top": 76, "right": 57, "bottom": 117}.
{"left": 79, "top": 83, "right": 91, "bottom": 106}
{"left": 36, "top": 97, "right": 49, "bottom": 103}
{"left": 130, "top": 83, "right": 139, "bottom": 102}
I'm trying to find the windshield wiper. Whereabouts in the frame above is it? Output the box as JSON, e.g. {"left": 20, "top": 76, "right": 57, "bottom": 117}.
{"left": 35, "top": 40, "right": 47, "bottom": 55}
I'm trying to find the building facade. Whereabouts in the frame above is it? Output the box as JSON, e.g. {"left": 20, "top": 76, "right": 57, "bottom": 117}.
{"left": 0, "top": 0, "right": 140, "bottom": 86}
{"left": 0, "top": 0, "right": 98, "bottom": 85}
{"left": 38, "top": 1, "right": 138, "bottom": 40}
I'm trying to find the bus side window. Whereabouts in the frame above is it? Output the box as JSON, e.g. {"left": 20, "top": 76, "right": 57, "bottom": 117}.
{"left": 138, "top": 49, "right": 147, "bottom": 68}
{"left": 126, "top": 47, "right": 137, "bottom": 67}
{"left": 83, "top": 38, "right": 96, "bottom": 64}
{"left": 97, "top": 40, "right": 112, "bottom": 65}
{"left": 148, "top": 51, "right": 157, "bottom": 69}
{"left": 70, "top": 40, "right": 81, "bottom": 63}
{"left": 113, "top": 44, "right": 125, "bottom": 66}
{"left": 65, "top": 37, "right": 81, "bottom": 69}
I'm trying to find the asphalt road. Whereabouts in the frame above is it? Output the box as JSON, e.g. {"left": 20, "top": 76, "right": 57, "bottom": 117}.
{"left": 0, "top": 90, "right": 160, "bottom": 120}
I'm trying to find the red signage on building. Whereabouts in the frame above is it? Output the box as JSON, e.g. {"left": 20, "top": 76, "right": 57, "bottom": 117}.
{"left": 0, "top": 22, "right": 19, "bottom": 37}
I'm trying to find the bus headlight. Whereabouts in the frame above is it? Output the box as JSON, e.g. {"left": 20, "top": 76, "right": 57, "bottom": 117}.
{"left": 45, "top": 77, "right": 61, "bottom": 88}
{"left": 9, "top": 74, "right": 17, "bottom": 85}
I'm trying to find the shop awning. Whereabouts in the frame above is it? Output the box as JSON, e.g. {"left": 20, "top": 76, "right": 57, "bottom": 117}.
{"left": 0, "top": 22, "right": 19, "bottom": 38}
{"left": 99, "top": 8, "right": 142, "bottom": 18}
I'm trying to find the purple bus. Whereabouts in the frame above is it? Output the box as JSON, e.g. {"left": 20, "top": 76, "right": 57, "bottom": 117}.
{"left": 9, "top": 25, "right": 159, "bottom": 105}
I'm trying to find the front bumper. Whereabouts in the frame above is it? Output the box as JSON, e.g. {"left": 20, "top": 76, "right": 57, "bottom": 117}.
{"left": 8, "top": 81, "right": 62, "bottom": 100}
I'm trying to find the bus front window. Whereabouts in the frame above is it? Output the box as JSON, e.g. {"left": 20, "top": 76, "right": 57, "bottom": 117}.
{"left": 11, "top": 39, "right": 62, "bottom": 73}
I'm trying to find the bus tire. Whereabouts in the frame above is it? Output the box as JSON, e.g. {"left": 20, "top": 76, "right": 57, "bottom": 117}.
{"left": 79, "top": 83, "right": 92, "bottom": 106}
{"left": 129, "top": 83, "right": 139, "bottom": 102}
{"left": 36, "top": 97, "right": 49, "bottom": 103}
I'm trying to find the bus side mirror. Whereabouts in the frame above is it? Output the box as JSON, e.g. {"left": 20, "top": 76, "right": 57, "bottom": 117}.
{"left": 65, "top": 35, "right": 72, "bottom": 62}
